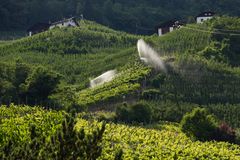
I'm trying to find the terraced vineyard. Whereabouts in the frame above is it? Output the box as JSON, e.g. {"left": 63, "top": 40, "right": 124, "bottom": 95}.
{"left": 78, "top": 62, "right": 150, "bottom": 107}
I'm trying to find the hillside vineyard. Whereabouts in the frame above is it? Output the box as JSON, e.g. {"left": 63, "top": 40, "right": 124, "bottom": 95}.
{"left": 1, "top": 16, "right": 240, "bottom": 159}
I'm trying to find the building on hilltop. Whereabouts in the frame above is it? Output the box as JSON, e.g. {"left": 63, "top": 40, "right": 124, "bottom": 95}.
{"left": 196, "top": 11, "right": 215, "bottom": 24}
{"left": 155, "top": 20, "right": 183, "bottom": 36}
{"left": 27, "top": 17, "right": 79, "bottom": 36}
{"left": 49, "top": 17, "right": 79, "bottom": 29}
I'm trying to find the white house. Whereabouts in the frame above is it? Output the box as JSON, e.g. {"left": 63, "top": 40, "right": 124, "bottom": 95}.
{"left": 156, "top": 20, "right": 182, "bottom": 36}
{"left": 27, "top": 17, "right": 79, "bottom": 36}
{"left": 196, "top": 11, "right": 215, "bottom": 24}
{"left": 49, "top": 17, "right": 79, "bottom": 29}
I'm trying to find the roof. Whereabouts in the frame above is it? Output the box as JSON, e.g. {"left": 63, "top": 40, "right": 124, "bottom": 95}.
{"left": 27, "top": 23, "right": 50, "bottom": 32}
{"left": 197, "top": 11, "right": 215, "bottom": 18}
{"left": 51, "top": 17, "right": 79, "bottom": 26}
{"left": 156, "top": 20, "right": 183, "bottom": 29}
{"left": 156, "top": 20, "right": 176, "bottom": 29}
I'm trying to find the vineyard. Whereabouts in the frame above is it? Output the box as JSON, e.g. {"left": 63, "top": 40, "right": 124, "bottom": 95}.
{"left": 2, "top": 105, "right": 240, "bottom": 159}
{"left": 146, "top": 23, "right": 211, "bottom": 55}
{"left": 76, "top": 118, "right": 240, "bottom": 159}
{"left": 1, "top": 17, "right": 240, "bottom": 159}
{"left": 78, "top": 62, "right": 150, "bottom": 107}
{"left": 0, "top": 105, "right": 65, "bottom": 148}
{"left": 0, "top": 20, "right": 138, "bottom": 56}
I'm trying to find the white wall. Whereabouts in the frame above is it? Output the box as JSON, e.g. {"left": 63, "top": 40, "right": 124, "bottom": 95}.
{"left": 158, "top": 28, "right": 163, "bottom": 36}
{"left": 197, "top": 16, "right": 213, "bottom": 24}
{"left": 158, "top": 27, "right": 174, "bottom": 36}
{"left": 50, "top": 20, "right": 77, "bottom": 29}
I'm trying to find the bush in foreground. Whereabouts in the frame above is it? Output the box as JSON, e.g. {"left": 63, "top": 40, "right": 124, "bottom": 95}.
{"left": 1, "top": 113, "right": 106, "bottom": 159}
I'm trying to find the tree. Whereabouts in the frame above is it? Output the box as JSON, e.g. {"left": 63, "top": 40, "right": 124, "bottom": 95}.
{"left": 24, "top": 66, "right": 61, "bottom": 104}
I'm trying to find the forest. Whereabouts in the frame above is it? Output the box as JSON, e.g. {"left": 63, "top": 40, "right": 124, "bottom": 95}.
{"left": 1, "top": 0, "right": 240, "bottom": 34}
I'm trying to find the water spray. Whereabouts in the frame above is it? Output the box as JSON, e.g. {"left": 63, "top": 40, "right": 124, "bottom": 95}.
{"left": 137, "top": 39, "right": 167, "bottom": 72}
{"left": 90, "top": 70, "right": 117, "bottom": 88}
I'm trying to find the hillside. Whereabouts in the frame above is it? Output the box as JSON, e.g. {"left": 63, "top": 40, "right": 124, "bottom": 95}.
{"left": 1, "top": 17, "right": 240, "bottom": 111}
{"left": 1, "top": 17, "right": 240, "bottom": 159}
{"left": 0, "top": 20, "right": 140, "bottom": 106}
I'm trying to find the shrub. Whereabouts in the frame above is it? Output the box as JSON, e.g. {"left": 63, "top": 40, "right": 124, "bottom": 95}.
{"left": 116, "top": 102, "right": 153, "bottom": 124}
{"left": 163, "top": 107, "right": 184, "bottom": 122}
{"left": 150, "top": 74, "right": 166, "bottom": 88}
{"left": 216, "top": 122, "right": 236, "bottom": 143}
{"left": 180, "top": 107, "right": 218, "bottom": 141}
{"left": 116, "top": 103, "right": 131, "bottom": 122}
{"left": 130, "top": 103, "right": 153, "bottom": 123}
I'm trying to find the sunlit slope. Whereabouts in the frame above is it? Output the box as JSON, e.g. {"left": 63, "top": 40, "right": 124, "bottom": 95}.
{"left": 2, "top": 106, "right": 240, "bottom": 159}
{"left": 0, "top": 105, "right": 65, "bottom": 146}
{"left": 76, "top": 119, "right": 240, "bottom": 159}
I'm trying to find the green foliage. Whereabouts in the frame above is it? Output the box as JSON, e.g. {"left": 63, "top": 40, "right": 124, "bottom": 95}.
{"left": 0, "top": 105, "right": 106, "bottom": 159}
{"left": 180, "top": 107, "right": 218, "bottom": 141}
{"left": 150, "top": 73, "right": 166, "bottom": 88}
{"left": 0, "top": 23, "right": 138, "bottom": 55}
{"left": 198, "top": 41, "right": 228, "bottom": 63}
{"left": 116, "top": 102, "right": 153, "bottom": 124}
{"left": 197, "top": 16, "right": 240, "bottom": 66}
{"left": 143, "top": 53, "right": 240, "bottom": 105}
{"left": 0, "top": 104, "right": 65, "bottom": 149}
{"left": 77, "top": 62, "right": 150, "bottom": 107}
{"left": 0, "top": 61, "right": 61, "bottom": 106}
{"left": 146, "top": 24, "right": 211, "bottom": 55}
{"left": 115, "top": 103, "right": 131, "bottom": 122}
{"left": 141, "top": 89, "right": 162, "bottom": 100}
{"left": 76, "top": 119, "right": 240, "bottom": 159}
{"left": 1, "top": 105, "right": 240, "bottom": 159}
{"left": 23, "top": 66, "right": 62, "bottom": 104}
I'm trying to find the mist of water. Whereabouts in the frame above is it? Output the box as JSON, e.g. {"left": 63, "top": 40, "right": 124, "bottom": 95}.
{"left": 90, "top": 70, "right": 117, "bottom": 88}
{"left": 137, "top": 39, "right": 167, "bottom": 72}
